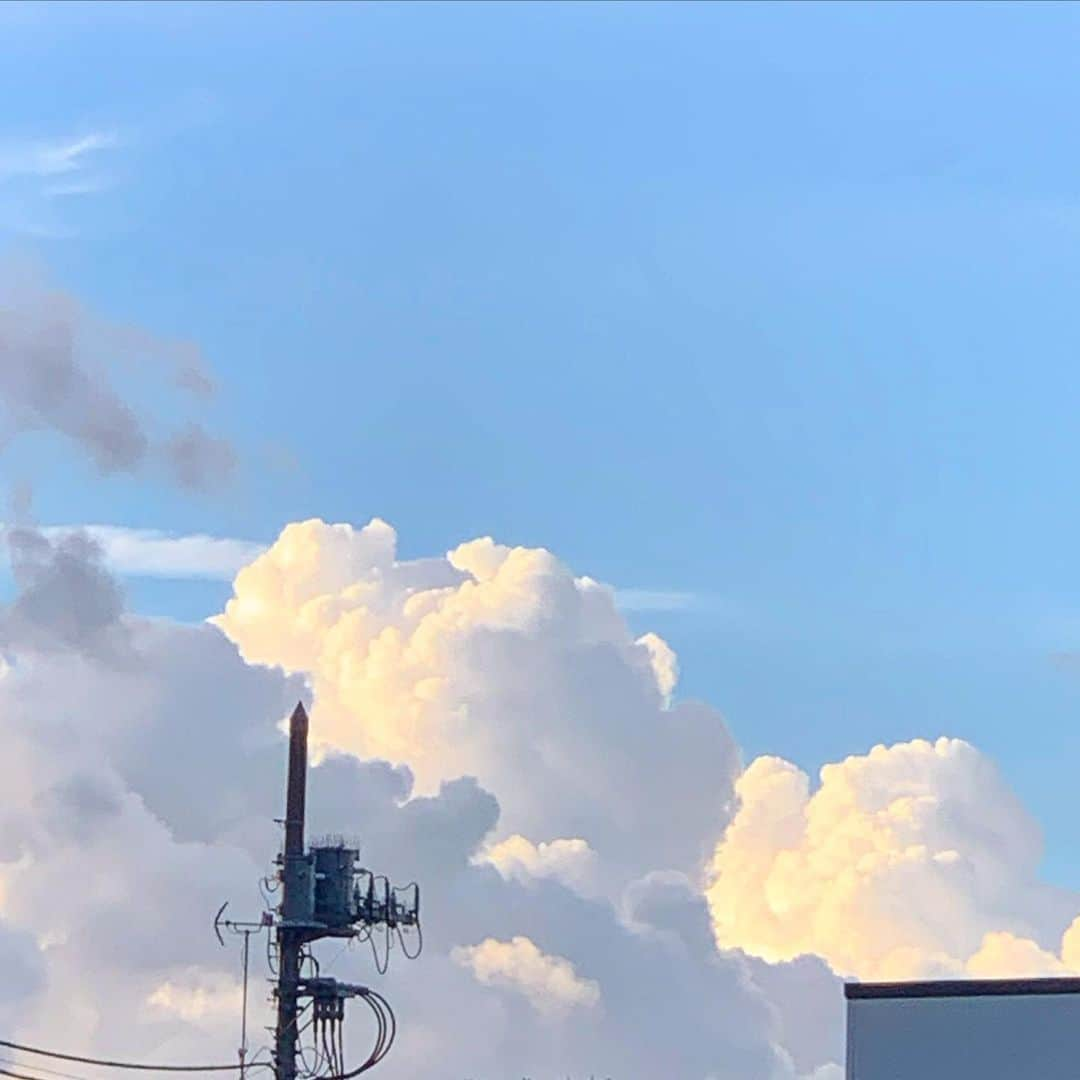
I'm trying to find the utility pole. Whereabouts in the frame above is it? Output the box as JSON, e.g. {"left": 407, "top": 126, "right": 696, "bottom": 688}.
{"left": 274, "top": 701, "right": 310, "bottom": 1080}
{"left": 256, "top": 701, "right": 421, "bottom": 1080}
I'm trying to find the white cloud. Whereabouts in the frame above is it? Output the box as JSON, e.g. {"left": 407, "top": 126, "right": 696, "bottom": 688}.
{"left": 0, "top": 133, "right": 117, "bottom": 236}
{"left": 147, "top": 971, "right": 242, "bottom": 1022}
{"left": 23, "top": 524, "right": 701, "bottom": 617}
{"left": 24, "top": 515, "right": 1080, "bottom": 1076}
{"left": 212, "top": 519, "right": 740, "bottom": 886}
{"left": 452, "top": 936, "right": 600, "bottom": 1015}
{"left": 39, "top": 525, "right": 266, "bottom": 580}
{"left": 707, "top": 738, "right": 1080, "bottom": 981}
{"left": 478, "top": 835, "right": 599, "bottom": 895}
{"left": 0, "top": 522, "right": 823, "bottom": 1079}
{"left": 0, "top": 132, "right": 116, "bottom": 181}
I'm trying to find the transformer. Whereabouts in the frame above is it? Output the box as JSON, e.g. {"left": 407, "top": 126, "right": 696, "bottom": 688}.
{"left": 282, "top": 842, "right": 421, "bottom": 935}
{"left": 312, "top": 844, "right": 359, "bottom": 930}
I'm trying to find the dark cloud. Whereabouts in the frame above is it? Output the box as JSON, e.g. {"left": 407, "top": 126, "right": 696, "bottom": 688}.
{"left": 0, "top": 288, "right": 147, "bottom": 471}
{"left": 0, "top": 269, "right": 234, "bottom": 490}
{"left": 0, "top": 524, "right": 129, "bottom": 660}
{"left": 162, "top": 423, "right": 237, "bottom": 492}
{"left": 174, "top": 359, "right": 216, "bottom": 399}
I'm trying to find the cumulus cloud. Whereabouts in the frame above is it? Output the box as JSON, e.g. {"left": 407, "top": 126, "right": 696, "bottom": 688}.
{"left": 478, "top": 835, "right": 599, "bottom": 896}
{"left": 452, "top": 936, "right": 601, "bottom": 1015}
{"left": 0, "top": 267, "right": 233, "bottom": 487}
{"left": 708, "top": 738, "right": 1079, "bottom": 981}
{"left": 0, "top": 517, "right": 828, "bottom": 1079}
{"left": 213, "top": 518, "right": 740, "bottom": 888}
{"left": 27, "top": 513, "right": 1080, "bottom": 1076}
{"left": 147, "top": 971, "right": 243, "bottom": 1023}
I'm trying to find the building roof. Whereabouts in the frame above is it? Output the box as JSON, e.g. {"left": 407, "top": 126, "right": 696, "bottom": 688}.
{"left": 845, "top": 977, "right": 1080, "bottom": 1000}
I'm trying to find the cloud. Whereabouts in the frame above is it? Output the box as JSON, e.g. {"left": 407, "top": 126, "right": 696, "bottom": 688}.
{"left": 478, "top": 835, "right": 599, "bottom": 896}
{"left": 39, "top": 525, "right": 265, "bottom": 580}
{"left": 37, "top": 514, "right": 1080, "bottom": 1075}
{"left": 213, "top": 519, "right": 740, "bottom": 888}
{"left": 0, "top": 132, "right": 117, "bottom": 181}
{"left": 616, "top": 588, "right": 701, "bottom": 612}
{"left": 707, "top": 738, "right": 1079, "bottom": 981}
{"left": 25, "top": 524, "right": 698, "bottom": 614}
{"left": 0, "top": 279, "right": 146, "bottom": 470}
{"left": 161, "top": 423, "right": 237, "bottom": 492}
{"left": 21, "top": 512, "right": 1080, "bottom": 1074}
{"left": 0, "top": 515, "right": 835, "bottom": 1079}
{"left": 0, "top": 525, "right": 129, "bottom": 661}
{"left": 0, "top": 132, "right": 117, "bottom": 236}
{"left": 174, "top": 361, "right": 216, "bottom": 399}
{"left": 147, "top": 971, "right": 243, "bottom": 1023}
{"left": 0, "top": 267, "right": 234, "bottom": 489}
{"left": 452, "top": 936, "right": 601, "bottom": 1015}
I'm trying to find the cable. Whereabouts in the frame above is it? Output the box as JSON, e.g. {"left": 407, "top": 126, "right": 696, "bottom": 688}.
{"left": 295, "top": 1012, "right": 321, "bottom": 1079}
{"left": 0, "top": 1065, "right": 60, "bottom": 1080}
{"left": 367, "top": 931, "right": 389, "bottom": 976}
{"left": 321, "top": 991, "right": 395, "bottom": 1078}
{"left": 0, "top": 1058, "right": 91, "bottom": 1080}
{"left": 266, "top": 931, "right": 279, "bottom": 976}
{"left": 0, "top": 1039, "right": 271, "bottom": 1073}
{"left": 395, "top": 922, "right": 423, "bottom": 961}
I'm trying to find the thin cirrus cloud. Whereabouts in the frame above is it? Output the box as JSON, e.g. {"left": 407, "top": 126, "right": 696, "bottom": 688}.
{"left": 22, "top": 525, "right": 700, "bottom": 613}
{"left": 615, "top": 587, "right": 702, "bottom": 612}
{"left": 0, "top": 131, "right": 117, "bottom": 235}
{"left": 0, "top": 131, "right": 117, "bottom": 179}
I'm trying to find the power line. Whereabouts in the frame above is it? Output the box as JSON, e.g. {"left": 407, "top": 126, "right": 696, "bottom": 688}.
{"left": 0, "top": 1064, "right": 57, "bottom": 1080}
{"left": 0, "top": 1040, "right": 270, "bottom": 1074}
{"left": 0, "top": 1057, "right": 92, "bottom": 1080}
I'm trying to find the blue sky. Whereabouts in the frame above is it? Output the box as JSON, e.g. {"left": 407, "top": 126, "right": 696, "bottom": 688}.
{"left": 6, "top": 2, "right": 1080, "bottom": 884}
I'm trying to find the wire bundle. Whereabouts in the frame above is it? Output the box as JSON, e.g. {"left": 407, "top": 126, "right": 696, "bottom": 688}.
{"left": 294, "top": 990, "right": 394, "bottom": 1080}
{"left": 0, "top": 1038, "right": 270, "bottom": 1080}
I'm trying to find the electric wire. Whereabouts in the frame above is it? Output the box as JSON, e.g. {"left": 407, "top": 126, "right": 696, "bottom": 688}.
{"left": 0, "top": 1057, "right": 92, "bottom": 1080}
{"left": 0, "top": 1039, "right": 272, "bottom": 1073}
{"left": 394, "top": 922, "right": 422, "bottom": 961}
{"left": 266, "top": 928, "right": 279, "bottom": 977}
{"left": 0, "top": 1064, "right": 57, "bottom": 1080}
{"left": 319, "top": 990, "right": 395, "bottom": 1079}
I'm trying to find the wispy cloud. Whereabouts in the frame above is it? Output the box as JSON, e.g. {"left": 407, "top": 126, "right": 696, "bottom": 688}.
{"left": 0, "top": 131, "right": 116, "bottom": 179}
{"left": 0, "top": 131, "right": 118, "bottom": 235}
{"left": 615, "top": 588, "right": 702, "bottom": 612}
{"left": 10, "top": 526, "right": 708, "bottom": 613}
{"left": 37, "top": 526, "right": 265, "bottom": 581}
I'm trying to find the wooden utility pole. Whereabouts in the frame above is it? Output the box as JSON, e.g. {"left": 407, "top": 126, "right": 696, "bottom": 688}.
{"left": 274, "top": 702, "right": 309, "bottom": 1080}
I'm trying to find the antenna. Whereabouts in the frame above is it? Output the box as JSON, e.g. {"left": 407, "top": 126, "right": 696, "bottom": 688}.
{"left": 213, "top": 904, "right": 273, "bottom": 1078}
{"left": 215, "top": 702, "right": 422, "bottom": 1080}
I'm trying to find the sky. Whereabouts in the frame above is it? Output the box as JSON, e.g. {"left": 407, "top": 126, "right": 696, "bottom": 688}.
{"left": 5, "top": 3, "right": 1080, "bottom": 1077}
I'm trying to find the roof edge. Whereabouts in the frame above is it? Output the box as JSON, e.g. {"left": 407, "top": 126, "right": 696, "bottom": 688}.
{"left": 846, "top": 977, "right": 1080, "bottom": 1000}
